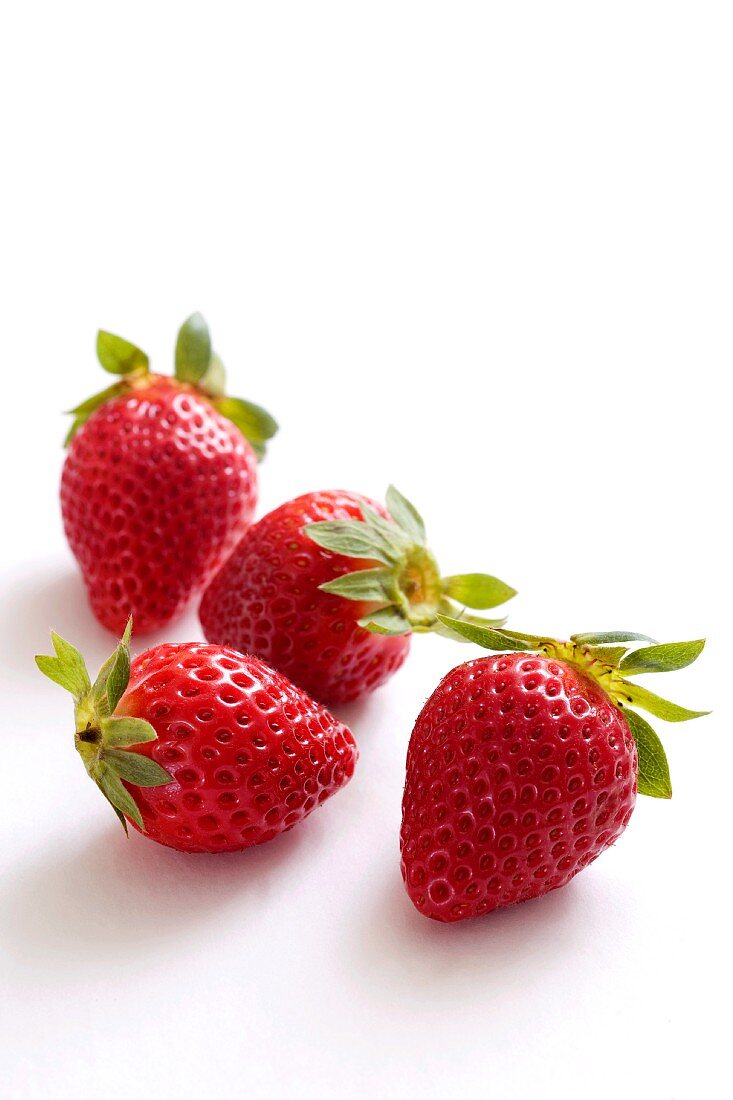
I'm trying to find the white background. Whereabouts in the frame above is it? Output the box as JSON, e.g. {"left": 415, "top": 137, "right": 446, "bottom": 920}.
{"left": 1, "top": 3, "right": 730, "bottom": 1098}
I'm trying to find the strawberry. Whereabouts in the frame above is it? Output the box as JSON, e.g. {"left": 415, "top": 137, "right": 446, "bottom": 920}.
{"left": 36, "top": 620, "right": 357, "bottom": 852}
{"left": 61, "top": 314, "right": 278, "bottom": 634}
{"left": 199, "top": 487, "right": 517, "bottom": 705}
{"left": 401, "top": 618, "right": 708, "bottom": 922}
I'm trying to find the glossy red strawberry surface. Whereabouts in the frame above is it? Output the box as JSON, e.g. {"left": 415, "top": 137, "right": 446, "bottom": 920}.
{"left": 115, "top": 642, "right": 357, "bottom": 852}
{"left": 401, "top": 651, "right": 637, "bottom": 922}
{"left": 61, "top": 378, "right": 258, "bottom": 635}
{"left": 199, "top": 490, "right": 411, "bottom": 705}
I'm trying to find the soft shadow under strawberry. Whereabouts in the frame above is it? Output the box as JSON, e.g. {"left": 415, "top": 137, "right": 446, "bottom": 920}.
{"left": 0, "top": 814, "right": 323, "bottom": 979}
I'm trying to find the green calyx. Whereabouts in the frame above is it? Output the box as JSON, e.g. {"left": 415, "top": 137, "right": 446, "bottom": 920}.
{"left": 65, "top": 313, "right": 278, "bottom": 459}
{"left": 437, "top": 616, "right": 709, "bottom": 801}
{"left": 35, "top": 618, "right": 171, "bottom": 833}
{"left": 305, "top": 486, "right": 517, "bottom": 637}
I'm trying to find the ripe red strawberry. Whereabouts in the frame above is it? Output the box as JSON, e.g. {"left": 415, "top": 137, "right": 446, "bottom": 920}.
{"left": 401, "top": 619, "right": 708, "bottom": 922}
{"left": 199, "top": 487, "right": 517, "bottom": 705}
{"left": 62, "top": 314, "right": 278, "bottom": 634}
{"left": 36, "top": 620, "right": 357, "bottom": 852}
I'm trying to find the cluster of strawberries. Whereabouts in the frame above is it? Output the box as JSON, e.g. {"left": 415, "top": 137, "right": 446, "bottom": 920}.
{"left": 38, "top": 315, "right": 708, "bottom": 923}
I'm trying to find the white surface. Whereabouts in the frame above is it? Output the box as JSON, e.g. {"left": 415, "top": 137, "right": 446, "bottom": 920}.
{"left": 1, "top": 4, "right": 730, "bottom": 1098}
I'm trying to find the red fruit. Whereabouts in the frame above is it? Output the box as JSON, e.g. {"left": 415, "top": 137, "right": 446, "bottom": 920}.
{"left": 201, "top": 490, "right": 410, "bottom": 704}
{"left": 200, "top": 486, "right": 517, "bottom": 706}
{"left": 37, "top": 621, "right": 357, "bottom": 853}
{"left": 62, "top": 314, "right": 277, "bottom": 634}
{"left": 401, "top": 622, "right": 707, "bottom": 922}
{"left": 63, "top": 378, "right": 257, "bottom": 634}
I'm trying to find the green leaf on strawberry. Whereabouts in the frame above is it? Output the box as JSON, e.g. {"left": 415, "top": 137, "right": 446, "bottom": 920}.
{"left": 358, "top": 606, "right": 412, "bottom": 635}
{"left": 100, "top": 715, "right": 157, "bottom": 747}
{"left": 198, "top": 353, "right": 227, "bottom": 398}
{"left": 429, "top": 611, "right": 509, "bottom": 641}
{"left": 102, "top": 748, "right": 171, "bottom": 787}
{"left": 620, "top": 682, "right": 709, "bottom": 723}
{"left": 96, "top": 769, "right": 145, "bottom": 833}
{"left": 175, "top": 312, "right": 213, "bottom": 383}
{"left": 571, "top": 630, "right": 657, "bottom": 646}
{"left": 436, "top": 617, "right": 529, "bottom": 651}
{"left": 624, "top": 709, "right": 672, "bottom": 799}
{"left": 435, "top": 613, "right": 707, "bottom": 801}
{"left": 443, "top": 574, "right": 517, "bottom": 610}
{"left": 320, "top": 567, "right": 394, "bottom": 602}
{"left": 91, "top": 616, "right": 132, "bottom": 716}
{"left": 35, "top": 630, "right": 92, "bottom": 698}
{"left": 619, "top": 639, "right": 705, "bottom": 675}
{"left": 307, "top": 520, "right": 399, "bottom": 565}
{"left": 97, "top": 330, "right": 150, "bottom": 375}
{"left": 385, "top": 485, "right": 426, "bottom": 545}
{"left": 36, "top": 618, "right": 171, "bottom": 834}
{"left": 213, "top": 397, "right": 279, "bottom": 461}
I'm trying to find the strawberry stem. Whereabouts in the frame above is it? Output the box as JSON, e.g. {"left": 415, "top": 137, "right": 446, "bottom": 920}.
{"left": 36, "top": 619, "right": 171, "bottom": 832}
{"left": 64, "top": 314, "right": 278, "bottom": 458}
{"left": 306, "top": 486, "right": 517, "bottom": 637}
